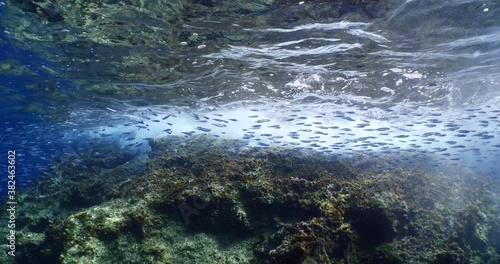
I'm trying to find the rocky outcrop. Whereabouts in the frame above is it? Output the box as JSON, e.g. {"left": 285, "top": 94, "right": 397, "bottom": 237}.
{"left": 2, "top": 136, "right": 498, "bottom": 263}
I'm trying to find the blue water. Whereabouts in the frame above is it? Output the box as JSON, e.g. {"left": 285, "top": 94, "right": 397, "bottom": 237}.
{"left": 0, "top": 0, "right": 499, "bottom": 194}
{"left": 0, "top": 5, "right": 71, "bottom": 188}
{"left": 0, "top": 53, "right": 64, "bottom": 189}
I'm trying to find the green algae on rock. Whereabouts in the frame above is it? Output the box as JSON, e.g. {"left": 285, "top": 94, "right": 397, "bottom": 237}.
{"left": 1, "top": 136, "right": 499, "bottom": 263}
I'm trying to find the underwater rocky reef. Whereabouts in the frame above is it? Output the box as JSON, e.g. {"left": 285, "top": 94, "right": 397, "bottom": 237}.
{"left": 1, "top": 136, "right": 499, "bottom": 264}
{"left": 2, "top": 0, "right": 500, "bottom": 263}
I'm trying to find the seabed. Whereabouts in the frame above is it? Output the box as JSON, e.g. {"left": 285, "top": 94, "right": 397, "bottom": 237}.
{"left": 1, "top": 136, "right": 499, "bottom": 264}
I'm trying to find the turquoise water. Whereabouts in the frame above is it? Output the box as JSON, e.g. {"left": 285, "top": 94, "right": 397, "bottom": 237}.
{"left": 0, "top": 0, "right": 499, "bottom": 190}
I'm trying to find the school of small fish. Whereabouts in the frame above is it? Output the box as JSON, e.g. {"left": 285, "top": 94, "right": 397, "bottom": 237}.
{"left": 66, "top": 93, "right": 499, "bottom": 178}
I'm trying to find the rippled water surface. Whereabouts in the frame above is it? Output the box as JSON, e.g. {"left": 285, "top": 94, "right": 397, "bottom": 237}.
{"left": 0, "top": 0, "right": 499, "bottom": 189}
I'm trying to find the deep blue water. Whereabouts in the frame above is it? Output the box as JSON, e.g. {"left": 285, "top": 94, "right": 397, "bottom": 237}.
{"left": 0, "top": 14, "right": 70, "bottom": 189}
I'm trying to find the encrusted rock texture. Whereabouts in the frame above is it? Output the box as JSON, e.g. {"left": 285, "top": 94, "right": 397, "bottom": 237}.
{"left": 1, "top": 136, "right": 499, "bottom": 263}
